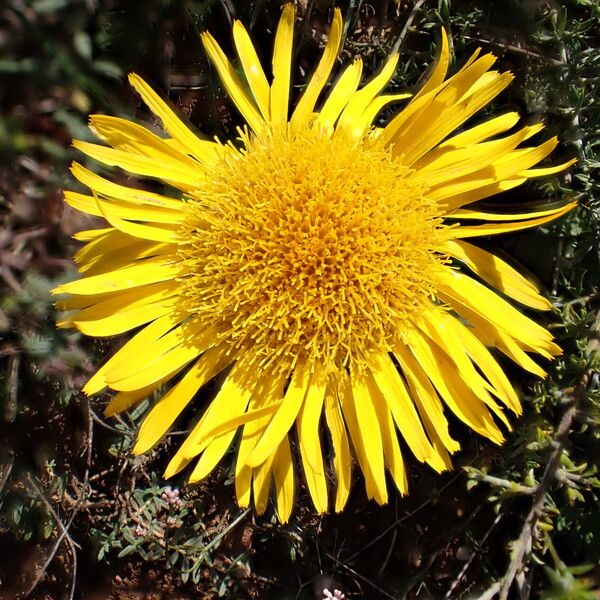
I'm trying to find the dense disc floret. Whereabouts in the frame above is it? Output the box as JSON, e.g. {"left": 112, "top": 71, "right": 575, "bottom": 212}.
{"left": 54, "top": 4, "right": 576, "bottom": 521}
{"left": 179, "top": 130, "right": 446, "bottom": 373}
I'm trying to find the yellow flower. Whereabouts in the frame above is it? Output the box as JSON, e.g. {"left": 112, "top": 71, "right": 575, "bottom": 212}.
{"left": 54, "top": 4, "right": 575, "bottom": 521}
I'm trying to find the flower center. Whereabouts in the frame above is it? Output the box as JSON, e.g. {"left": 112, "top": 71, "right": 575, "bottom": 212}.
{"left": 178, "top": 129, "right": 448, "bottom": 373}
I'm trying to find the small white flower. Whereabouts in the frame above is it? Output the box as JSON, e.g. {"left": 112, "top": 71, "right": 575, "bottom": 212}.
{"left": 166, "top": 516, "right": 178, "bottom": 528}
{"left": 161, "top": 486, "right": 183, "bottom": 508}
{"left": 134, "top": 524, "right": 147, "bottom": 537}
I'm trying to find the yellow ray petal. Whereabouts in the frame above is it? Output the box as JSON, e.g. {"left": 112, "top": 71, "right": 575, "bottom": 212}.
{"left": 105, "top": 388, "right": 154, "bottom": 418}
{"left": 291, "top": 8, "right": 342, "bottom": 128}
{"left": 415, "top": 309, "right": 511, "bottom": 429}
{"left": 56, "top": 294, "right": 97, "bottom": 312}
{"left": 337, "top": 371, "right": 387, "bottom": 504}
{"left": 272, "top": 436, "right": 295, "bottom": 523}
{"left": 349, "top": 93, "right": 411, "bottom": 138}
{"left": 336, "top": 53, "right": 399, "bottom": 134}
{"left": 434, "top": 267, "right": 553, "bottom": 345}
{"left": 393, "top": 343, "right": 459, "bottom": 454}
{"left": 446, "top": 137, "right": 559, "bottom": 197}
{"left": 324, "top": 381, "right": 352, "bottom": 512}
{"left": 413, "top": 410, "right": 453, "bottom": 472}
{"left": 451, "top": 202, "right": 576, "bottom": 237}
{"left": 429, "top": 175, "right": 527, "bottom": 208}
{"left": 199, "top": 400, "right": 283, "bottom": 447}
{"left": 434, "top": 268, "right": 558, "bottom": 353}
{"left": 247, "top": 358, "right": 309, "bottom": 468}
{"left": 451, "top": 204, "right": 573, "bottom": 221}
{"left": 128, "top": 73, "right": 223, "bottom": 165}
{"left": 77, "top": 242, "right": 173, "bottom": 277}
{"left": 97, "top": 215, "right": 178, "bottom": 245}
{"left": 437, "top": 52, "right": 498, "bottom": 106}
{"left": 429, "top": 136, "right": 561, "bottom": 209}
{"left": 270, "top": 3, "right": 295, "bottom": 126}
{"left": 367, "top": 383, "right": 408, "bottom": 495}
{"left": 59, "top": 281, "right": 172, "bottom": 323}
{"left": 233, "top": 20, "right": 270, "bottom": 119}
{"left": 83, "top": 311, "right": 185, "bottom": 395}
{"left": 405, "top": 328, "right": 504, "bottom": 444}
{"left": 317, "top": 58, "right": 363, "bottom": 131}
{"left": 184, "top": 360, "right": 270, "bottom": 458}
{"left": 427, "top": 156, "right": 574, "bottom": 207}
{"left": 163, "top": 137, "right": 193, "bottom": 154}
{"left": 413, "top": 125, "right": 532, "bottom": 187}
{"left": 236, "top": 423, "right": 264, "bottom": 508}
{"left": 73, "top": 228, "right": 134, "bottom": 265}
{"left": 435, "top": 112, "right": 520, "bottom": 150}
{"left": 164, "top": 453, "right": 193, "bottom": 481}
{"left": 253, "top": 459, "right": 273, "bottom": 515}
{"left": 399, "top": 71, "right": 514, "bottom": 164}
{"left": 70, "top": 162, "right": 184, "bottom": 212}
{"left": 173, "top": 359, "right": 261, "bottom": 478}
{"left": 72, "top": 227, "right": 113, "bottom": 242}
{"left": 53, "top": 256, "right": 182, "bottom": 296}
{"left": 395, "top": 347, "right": 455, "bottom": 472}
{"left": 93, "top": 195, "right": 181, "bottom": 243}
{"left": 349, "top": 368, "right": 388, "bottom": 504}
{"left": 381, "top": 83, "right": 441, "bottom": 145}
{"left": 368, "top": 352, "right": 433, "bottom": 462}
{"left": 72, "top": 296, "right": 177, "bottom": 337}
{"left": 296, "top": 363, "right": 328, "bottom": 513}
{"left": 481, "top": 136, "right": 559, "bottom": 178}
{"left": 390, "top": 53, "right": 498, "bottom": 155}
{"left": 89, "top": 114, "right": 200, "bottom": 168}
{"left": 438, "top": 292, "right": 549, "bottom": 378}
{"left": 201, "top": 32, "right": 265, "bottom": 133}
{"left": 64, "top": 191, "right": 184, "bottom": 224}
{"left": 106, "top": 322, "right": 218, "bottom": 392}
{"left": 235, "top": 373, "right": 286, "bottom": 507}
{"left": 490, "top": 328, "right": 550, "bottom": 377}
{"left": 384, "top": 40, "right": 488, "bottom": 144}
{"left": 520, "top": 158, "right": 577, "bottom": 178}
{"left": 412, "top": 28, "right": 450, "bottom": 100}
{"left": 445, "top": 314, "right": 521, "bottom": 414}
{"left": 188, "top": 430, "right": 235, "bottom": 482}
{"left": 191, "top": 372, "right": 282, "bottom": 486}
{"left": 72, "top": 140, "right": 205, "bottom": 188}
{"left": 443, "top": 239, "right": 551, "bottom": 310}
{"left": 461, "top": 70, "right": 507, "bottom": 101}
{"left": 104, "top": 370, "right": 180, "bottom": 417}
{"left": 133, "top": 344, "right": 232, "bottom": 454}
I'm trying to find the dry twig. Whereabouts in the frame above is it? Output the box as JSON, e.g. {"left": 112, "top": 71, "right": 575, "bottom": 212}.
{"left": 489, "top": 311, "right": 600, "bottom": 599}
{"left": 24, "top": 474, "right": 80, "bottom": 600}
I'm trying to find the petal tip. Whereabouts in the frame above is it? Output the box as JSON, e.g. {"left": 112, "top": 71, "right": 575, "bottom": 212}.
{"left": 132, "top": 439, "right": 149, "bottom": 456}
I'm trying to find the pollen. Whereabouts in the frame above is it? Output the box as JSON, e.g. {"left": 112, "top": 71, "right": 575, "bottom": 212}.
{"left": 178, "top": 129, "right": 447, "bottom": 374}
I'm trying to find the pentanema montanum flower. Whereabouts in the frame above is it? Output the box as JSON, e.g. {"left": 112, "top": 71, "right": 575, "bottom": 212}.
{"left": 54, "top": 4, "right": 576, "bottom": 521}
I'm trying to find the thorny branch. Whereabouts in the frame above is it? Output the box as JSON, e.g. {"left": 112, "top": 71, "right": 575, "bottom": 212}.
{"left": 25, "top": 473, "right": 80, "bottom": 600}
{"left": 445, "top": 512, "right": 503, "bottom": 599}
{"left": 489, "top": 311, "right": 600, "bottom": 600}
{"left": 496, "top": 399, "right": 580, "bottom": 600}
{"left": 23, "top": 398, "right": 93, "bottom": 599}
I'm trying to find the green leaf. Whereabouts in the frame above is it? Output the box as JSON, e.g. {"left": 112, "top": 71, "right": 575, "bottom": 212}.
{"left": 117, "top": 545, "right": 137, "bottom": 558}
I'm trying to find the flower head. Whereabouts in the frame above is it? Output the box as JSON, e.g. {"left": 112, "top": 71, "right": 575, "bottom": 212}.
{"left": 54, "top": 5, "right": 575, "bottom": 521}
